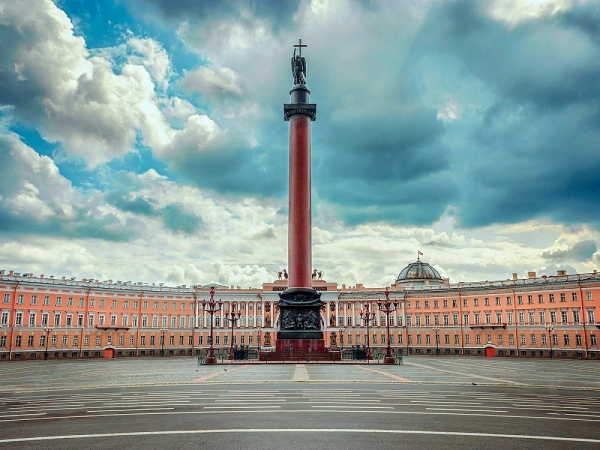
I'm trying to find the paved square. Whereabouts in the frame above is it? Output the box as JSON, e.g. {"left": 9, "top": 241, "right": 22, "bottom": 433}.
{"left": 0, "top": 356, "right": 598, "bottom": 392}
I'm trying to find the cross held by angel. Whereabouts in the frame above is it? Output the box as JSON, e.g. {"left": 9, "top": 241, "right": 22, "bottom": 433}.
{"left": 291, "top": 39, "right": 307, "bottom": 85}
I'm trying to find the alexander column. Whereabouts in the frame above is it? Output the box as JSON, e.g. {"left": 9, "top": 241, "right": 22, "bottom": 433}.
{"left": 277, "top": 39, "right": 324, "bottom": 353}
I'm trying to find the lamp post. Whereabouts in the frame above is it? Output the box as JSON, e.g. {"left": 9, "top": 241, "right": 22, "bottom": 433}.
{"left": 44, "top": 326, "right": 53, "bottom": 360}
{"left": 160, "top": 328, "right": 167, "bottom": 357}
{"left": 433, "top": 326, "right": 440, "bottom": 356}
{"left": 227, "top": 303, "right": 241, "bottom": 360}
{"left": 546, "top": 324, "right": 554, "bottom": 359}
{"left": 338, "top": 326, "right": 346, "bottom": 352}
{"left": 202, "top": 287, "right": 223, "bottom": 364}
{"left": 360, "top": 303, "right": 376, "bottom": 360}
{"left": 377, "top": 287, "right": 399, "bottom": 364}
{"left": 254, "top": 327, "right": 262, "bottom": 353}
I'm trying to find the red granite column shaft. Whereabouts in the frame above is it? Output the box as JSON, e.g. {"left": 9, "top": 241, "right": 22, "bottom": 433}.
{"left": 288, "top": 115, "right": 312, "bottom": 289}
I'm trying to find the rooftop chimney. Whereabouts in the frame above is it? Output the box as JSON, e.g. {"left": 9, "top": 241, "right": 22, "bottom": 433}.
{"left": 512, "top": 273, "right": 518, "bottom": 280}
{"left": 528, "top": 272, "right": 536, "bottom": 279}
{"left": 557, "top": 270, "right": 566, "bottom": 276}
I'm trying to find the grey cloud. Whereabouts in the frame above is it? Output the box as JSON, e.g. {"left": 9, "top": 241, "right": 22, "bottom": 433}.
{"left": 106, "top": 190, "right": 203, "bottom": 235}
{"left": 132, "top": 0, "right": 301, "bottom": 33}
{"left": 542, "top": 240, "right": 597, "bottom": 262}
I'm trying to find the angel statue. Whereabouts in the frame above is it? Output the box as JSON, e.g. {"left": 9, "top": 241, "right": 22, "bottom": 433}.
{"left": 291, "top": 48, "right": 306, "bottom": 85}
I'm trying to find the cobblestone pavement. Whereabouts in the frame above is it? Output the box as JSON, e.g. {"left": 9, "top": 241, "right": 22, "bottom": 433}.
{"left": 0, "top": 357, "right": 598, "bottom": 393}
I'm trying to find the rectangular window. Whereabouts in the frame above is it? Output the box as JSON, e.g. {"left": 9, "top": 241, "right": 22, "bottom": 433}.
{"left": 506, "top": 296, "right": 512, "bottom": 305}
{"left": 541, "top": 333, "right": 547, "bottom": 345}
{"left": 123, "top": 301, "right": 128, "bottom": 309}
{"left": 527, "top": 295, "right": 533, "bottom": 304}
{"left": 517, "top": 296, "right": 523, "bottom": 305}
{"left": 122, "top": 315, "right": 128, "bottom": 326}
{"left": 560, "top": 293, "right": 566, "bottom": 302}
{"left": 588, "top": 310, "right": 595, "bottom": 323}
{"left": 27, "top": 335, "right": 34, "bottom": 347}
{"left": 172, "top": 302, "right": 177, "bottom": 310}
{"left": 142, "top": 316, "right": 148, "bottom": 327}
{"left": 17, "top": 294, "right": 24, "bottom": 304}
{"left": 152, "top": 316, "right": 158, "bottom": 327}
{"left": 424, "top": 301, "right": 429, "bottom": 308}
{"left": 133, "top": 301, "right": 138, "bottom": 309}
{"left": 96, "top": 335, "right": 101, "bottom": 346}
{"left": 62, "top": 335, "right": 67, "bottom": 346}
{"left": 111, "top": 315, "right": 117, "bottom": 326}
{"left": 528, "top": 311, "right": 535, "bottom": 324}
{"left": 572, "top": 293, "right": 578, "bottom": 302}
{"left": 576, "top": 334, "right": 582, "bottom": 346}
{"left": 66, "top": 314, "right": 72, "bottom": 326}
{"left": 42, "top": 313, "right": 48, "bottom": 326}
{"left": 31, "top": 295, "right": 37, "bottom": 305}
{"left": 463, "top": 299, "right": 468, "bottom": 307}
{"left": 29, "top": 312, "right": 36, "bottom": 326}
{"left": 485, "top": 298, "right": 490, "bottom": 306}
{"left": 476, "top": 334, "right": 481, "bottom": 344}
{"left": 463, "top": 313, "right": 469, "bottom": 325}
{"left": 169, "top": 335, "right": 175, "bottom": 345}
{"left": 509, "top": 334, "right": 514, "bottom": 345}
{"left": 561, "top": 311, "right": 568, "bottom": 324}
{"left": 112, "top": 300, "right": 117, "bottom": 308}
{"left": 100, "top": 299, "right": 105, "bottom": 308}
{"left": 2, "top": 311, "right": 9, "bottom": 325}
{"left": 84, "top": 335, "right": 89, "bottom": 346}
{"left": 507, "top": 311, "right": 513, "bottom": 324}
{"left": 434, "top": 301, "right": 439, "bottom": 308}
{"left": 90, "top": 298, "right": 95, "bottom": 307}
{"left": 591, "top": 334, "right": 597, "bottom": 346}
{"left": 520, "top": 334, "right": 526, "bottom": 345}
{"left": 539, "top": 311, "right": 545, "bottom": 323}
{"left": 474, "top": 299, "right": 479, "bottom": 306}
{"left": 531, "top": 334, "right": 536, "bottom": 345}
{"left": 163, "top": 302, "right": 168, "bottom": 310}
{"left": 586, "top": 292, "right": 592, "bottom": 301}
{"left": 496, "top": 312, "right": 502, "bottom": 323}
{"left": 56, "top": 297, "right": 61, "bottom": 306}
{"left": 150, "top": 336, "right": 155, "bottom": 345}
{"left": 564, "top": 334, "right": 570, "bottom": 346}
{"left": 425, "top": 315, "right": 430, "bottom": 325}
{"left": 133, "top": 315, "right": 138, "bottom": 327}
{"left": 73, "top": 335, "right": 78, "bottom": 346}
{"left": 171, "top": 316, "right": 176, "bottom": 327}
{"left": 453, "top": 300, "right": 458, "bottom": 307}
{"left": 465, "top": 334, "right": 470, "bottom": 344}
{"left": 54, "top": 313, "right": 61, "bottom": 326}
{"left": 453, "top": 313, "right": 458, "bottom": 325}
{"left": 130, "top": 336, "right": 134, "bottom": 346}
{"left": 67, "top": 297, "right": 73, "bottom": 306}
{"left": 538, "top": 294, "right": 543, "bottom": 303}
{"left": 495, "top": 297, "right": 501, "bottom": 306}
{"left": 88, "top": 314, "right": 94, "bottom": 327}
{"left": 15, "top": 336, "right": 21, "bottom": 347}
{"left": 444, "top": 334, "right": 450, "bottom": 344}
{"left": 443, "top": 300, "right": 448, "bottom": 308}
{"left": 573, "top": 310, "right": 580, "bottom": 323}
{"left": 518, "top": 312, "right": 524, "bottom": 324}
{"left": 549, "top": 294, "right": 555, "bottom": 303}
{"left": 550, "top": 311, "right": 557, "bottom": 323}
{"left": 140, "top": 336, "right": 146, "bottom": 345}
{"left": 498, "top": 334, "right": 503, "bottom": 344}
{"left": 474, "top": 313, "right": 480, "bottom": 324}
{"left": 99, "top": 314, "right": 105, "bottom": 326}
{"left": 3, "top": 294, "right": 9, "bottom": 304}
{"left": 79, "top": 298, "right": 84, "bottom": 307}
{"left": 43, "top": 296, "right": 49, "bottom": 305}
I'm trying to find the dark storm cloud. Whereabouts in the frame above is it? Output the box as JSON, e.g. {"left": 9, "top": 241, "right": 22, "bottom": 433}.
{"left": 410, "top": 1, "right": 600, "bottom": 227}
{"left": 106, "top": 190, "right": 204, "bottom": 235}
{"left": 543, "top": 240, "right": 597, "bottom": 262}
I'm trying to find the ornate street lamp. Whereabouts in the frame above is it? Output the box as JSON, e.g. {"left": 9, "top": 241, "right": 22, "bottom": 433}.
{"left": 338, "top": 326, "right": 346, "bottom": 352}
{"left": 160, "top": 328, "right": 167, "bottom": 357}
{"left": 202, "top": 287, "right": 223, "bottom": 364}
{"left": 546, "top": 324, "right": 554, "bottom": 359}
{"left": 432, "top": 326, "right": 440, "bottom": 356}
{"left": 44, "top": 326, "right": 53, "bottom": 360}
{"left": 254, "top": 326, "right": 262, "bottom": 353}
{"left": 227, "top": 303, "right": 242, "bottom": 360}
{"left": 360, "top": 303, "right": 376, "bottom": 360}
{"left": 377, "top": 287, "right": 399, "bottom": 364}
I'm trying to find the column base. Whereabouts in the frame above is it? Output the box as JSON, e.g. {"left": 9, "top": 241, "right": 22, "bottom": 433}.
{"left": 204, "top": 356, "right": 217, "bottom": 365}
{"left": 384, "top": 356, "right": 396, "bottom": 364}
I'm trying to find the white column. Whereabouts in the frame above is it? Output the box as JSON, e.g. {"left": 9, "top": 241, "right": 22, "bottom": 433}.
{"left": 335, "top": 300, "right": 339, "bottom": 327}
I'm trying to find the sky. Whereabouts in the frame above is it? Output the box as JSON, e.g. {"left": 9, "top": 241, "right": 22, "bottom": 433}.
{"left": 1, "top": 0, "right": 599, "bottom": 288}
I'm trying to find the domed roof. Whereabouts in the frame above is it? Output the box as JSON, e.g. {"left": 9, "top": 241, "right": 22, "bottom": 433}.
{"left": 396, "top": 260, "right": 445, "bottom": 285}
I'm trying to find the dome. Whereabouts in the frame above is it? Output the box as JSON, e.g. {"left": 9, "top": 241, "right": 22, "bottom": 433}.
{"left": 396, "top": 260, "right": 445, "bottom": 285}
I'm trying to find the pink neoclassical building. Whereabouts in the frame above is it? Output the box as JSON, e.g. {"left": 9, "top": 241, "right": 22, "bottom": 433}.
{"left": 0, "top": 261, "right": 599, "bottom": 360}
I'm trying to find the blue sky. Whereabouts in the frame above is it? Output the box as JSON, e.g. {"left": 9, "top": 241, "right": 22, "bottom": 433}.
{"left": 0, "top": 0, "right": 599, "bottom": 287}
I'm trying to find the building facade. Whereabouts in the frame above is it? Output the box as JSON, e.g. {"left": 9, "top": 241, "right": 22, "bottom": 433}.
{"left": 0, "top": 262, "right": 599, "bottom": 360}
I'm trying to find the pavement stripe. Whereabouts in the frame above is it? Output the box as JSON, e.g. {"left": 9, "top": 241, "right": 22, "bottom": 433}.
{"left": 355, "top": 365, "right": 411, "bottom": 382}
{"left": 292, "top": 364, "right": 310, "bottom": 381}
{"left": 193, "top": 365, "right": 249, "bottom": 382}
{"left": 0, "top": 428, "right": 598, "bottom": 444}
